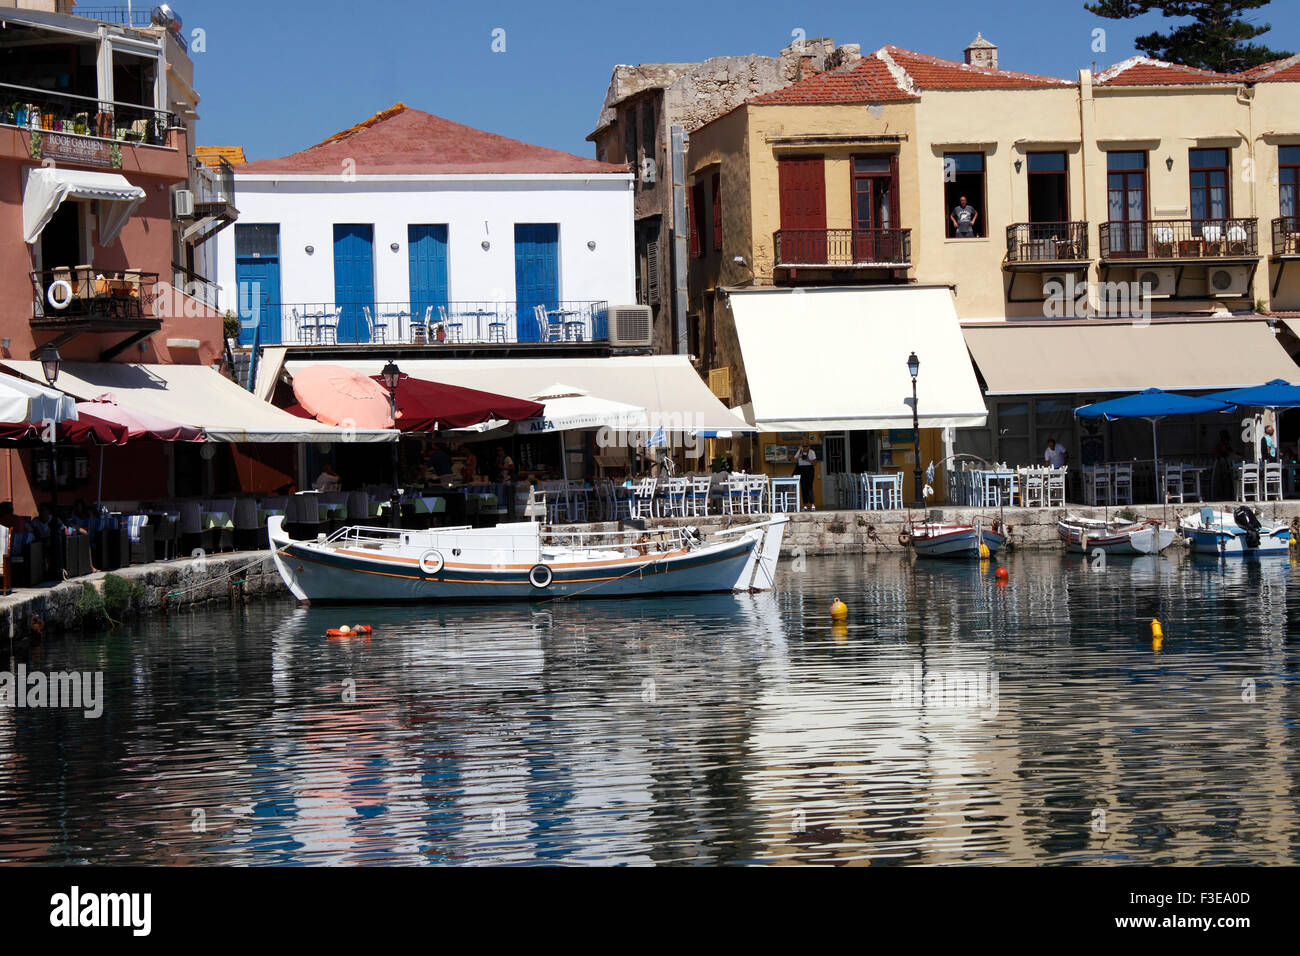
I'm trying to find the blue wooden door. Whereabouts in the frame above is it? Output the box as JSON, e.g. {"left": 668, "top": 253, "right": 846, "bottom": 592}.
{"left": 407, "top": 224, "right": 449, "bottom": 329}
{"left": 514, "top": 223, "right": 559, "bottom": 342}
{"left": 333, "top": 223, "right": 375, "bottom": 343}
{"left": 233, "top": 224, "right": 281, "bottom": 346}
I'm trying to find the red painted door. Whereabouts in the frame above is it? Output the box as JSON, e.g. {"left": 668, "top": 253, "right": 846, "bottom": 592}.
{"left": 778, "top": 156, "right": 827, "bottom": 264}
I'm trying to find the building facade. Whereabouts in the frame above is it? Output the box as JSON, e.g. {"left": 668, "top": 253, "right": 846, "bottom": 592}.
{"left": 685, "top": 36, "right": 1300, "bottom": 505}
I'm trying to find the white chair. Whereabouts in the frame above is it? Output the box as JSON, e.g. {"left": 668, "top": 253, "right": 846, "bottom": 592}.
{"left": 1162, "top": 465, "right": 1184, "bottom": 504}
{"left": 522, "top": 486, "right": 547, "bottom": 522}
{"left": 566, "top": 482, "right": 588, "bottom": 523}
{"left": 362, "top": 305, "right": 389, "bottom": 343}
{"left": 1087, "top": 467, "right": 1111, "bottom": 506}
{"left": 770, "top": 478, "right": 798, "bottom": 513}
{"left": 1236, "top": 462, "right": 1261, "bottom": 502}
{"left": 884, "top": 473, "right": 903, "bottom": 510}
{"left": 663, "top": 478, "right": 689, "bottom": 517}
{"left": 722, "top": 475, "right": 748, "bottom": 515}
{"left": 1019, "top": 467, "right": 1044, "bottom": 508}
{"left": 688, "top": 476, "right": 712, "bottom": 516}
{"left": 1112, "top": 464, "right": 1133, "bottom": 505}
{"left": 534, "top": 304, "right": 562, "bottom": 342}
{"left": 747, "top": 474, "right": 769, "bottom": 513}
{"left": 858, "top": 473, "right": 876, "bottom": 510}
{"left": 632, "top": 477, "right": 657, "bottom": 519}
{"left": 1263, "top": 461, "right": 1283, "bottom": 501}
{"left": 436, "top": 305, "right": 463, "bottom": 343}
{"left": 1046, "top": 467, "right": 1067, "bottom": 507}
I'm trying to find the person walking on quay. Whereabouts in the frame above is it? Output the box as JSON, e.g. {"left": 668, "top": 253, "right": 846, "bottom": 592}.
{"left": 793, "top": 442, "right": 817, "bottom": 511}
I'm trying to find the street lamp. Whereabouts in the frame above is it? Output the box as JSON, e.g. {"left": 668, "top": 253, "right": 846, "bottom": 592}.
{"left": 39, "top": 344, "right": 63, "bottom": 580}
{"left": 907, "top": 351, "right": 923, "bottom": 507}
{"left": 380, "top": 360, "right": 402, "bottom": 529}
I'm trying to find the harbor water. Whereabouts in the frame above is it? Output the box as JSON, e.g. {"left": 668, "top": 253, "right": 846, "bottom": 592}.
{"left": 1, "top": 551, "right": 1297, "bottom": 865}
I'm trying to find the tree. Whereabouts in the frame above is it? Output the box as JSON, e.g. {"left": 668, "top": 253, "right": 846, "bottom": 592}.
{"left": 1085, "top": 0, "right": 1293, "bottom": 72}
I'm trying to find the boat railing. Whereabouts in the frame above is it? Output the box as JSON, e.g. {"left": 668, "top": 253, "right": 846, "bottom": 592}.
{"left": 542, "top": 526, "right": 695, "bottom": 553}
{"left": 325, "top": 524, "right": 474, "bottom": 547}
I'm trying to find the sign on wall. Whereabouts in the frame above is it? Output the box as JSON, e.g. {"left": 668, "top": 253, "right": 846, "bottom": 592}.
{"left": 28, "top": 131, "right": 122, "bottom": 169}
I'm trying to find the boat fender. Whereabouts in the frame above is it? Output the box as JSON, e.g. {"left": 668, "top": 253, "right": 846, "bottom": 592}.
{"left": 830, "top": 598, "right": 848, "bottom": 620}
{"left": 528, "top": 564, "right": 553, "bottom": 589}
{"left": 1290, "top": 517, "right": 1299, "bottom": 547}
{"left": 898, "top": 531, "right": 911, "bottom": 546}
{"left": 979, "top": 542, "right": 991, "bottom": 558}
{"left": 418, "top": 550, "right": 444, "bottom": 575}
{"left": 327, "top": 625, "right": 373, "bottom": 638}
{"left": 995, "top": 565, "right": 1008, "bottom": 581}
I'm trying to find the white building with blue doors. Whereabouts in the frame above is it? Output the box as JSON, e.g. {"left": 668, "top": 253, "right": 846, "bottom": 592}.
{"left": 215, "top": 104, "right": 635, "bottom": 348}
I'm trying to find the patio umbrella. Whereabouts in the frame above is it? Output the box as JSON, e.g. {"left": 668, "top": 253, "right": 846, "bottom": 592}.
{"left": 1075, "top": 388, "right": 1234, "bottom": 466}
{"left": 0, "top": 375, "right": 77, "bottom": 424}
{"left": 1203, "top": 379, "right": 1300, "bottom": 409}
{"left": 292, "top": 364, "right": 395, "bottom": 428}
{"left": 77, "top": 395, "right": 206, "bottom": 442}
{"left": 0, "top": 413, "right": 128, "bottom": 446}
{"left": 284, "top": 376, "right": 543, "bottom": 433}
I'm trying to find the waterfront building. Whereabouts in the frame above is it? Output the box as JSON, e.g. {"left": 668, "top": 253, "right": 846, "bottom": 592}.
{"left": 684, "top": 35, "right": 1300, "bottom": 506}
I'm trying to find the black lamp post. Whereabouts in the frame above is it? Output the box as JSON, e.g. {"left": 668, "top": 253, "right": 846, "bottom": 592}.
{"left": 381, "top": 360, "right": 402, "bottom": 529}
{"left": 39, "top": 344, "right": 62, "bottom": 580}
{"left": 907, "top": 351, "right": 923, "bottom": 507}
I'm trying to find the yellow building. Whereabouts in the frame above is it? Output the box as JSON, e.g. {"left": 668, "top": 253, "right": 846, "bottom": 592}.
{"left": 687, "top": 37, "right": 1300, "bottom": 507}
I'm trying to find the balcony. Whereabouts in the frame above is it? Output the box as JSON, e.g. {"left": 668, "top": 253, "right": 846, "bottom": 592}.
{"left": 248, "top": 301, "right": 612, "bottom": 348}
{"left": 1099, "top": 218, "right": 1259, "bottom": 262}
{"left": 773, "top": 228, "right": 912, "bottom": 270}
{"left": 1, "top": 81, "right": 176, "bottom": 150}
{"left": 30, "top": 268, "right": 162, "bottom": 359}
{"left": 1272, "top": 217, "right": 1300, "bottom": 258}
{"left": 1005, "top": 222, "right": 1089, "bottom": 264}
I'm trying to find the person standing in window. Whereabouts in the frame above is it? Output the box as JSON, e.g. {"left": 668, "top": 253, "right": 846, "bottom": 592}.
{"left": 950, "top": 195, "right": 978, "bottom": 238}
{"left": 793, "top": 442, "right": 817, "bottom": 511}
{"left": 1043, "top": 438, "right": 1068, "bottom": 468}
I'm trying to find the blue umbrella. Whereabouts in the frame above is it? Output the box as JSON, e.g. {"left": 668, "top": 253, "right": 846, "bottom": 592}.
{"left": 1203, "top": 379, "right": 1300, "bottom": 409}
{"left": 1075, "top": 389, "right": 1234, "bottom": 485}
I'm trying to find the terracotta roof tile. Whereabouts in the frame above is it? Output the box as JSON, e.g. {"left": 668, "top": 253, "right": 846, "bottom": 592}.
{"left": 1239, "top": 55, "right": 1300, "bottom": 82}
{"left": 239, "top": 104, "right": 626, "bottom": 176}
{"left": 1093, "top": 56, "right": 1239, "bottom": 86}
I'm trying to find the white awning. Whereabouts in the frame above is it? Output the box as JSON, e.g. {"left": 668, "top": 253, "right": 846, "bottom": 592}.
{"left": 0, "top": 373, "right": 78, "bottom": 424}
{"left": 284, "top": 355, "right": 753, "bottom": 432}
{"left": 23, "top": 168, "right": 146, "bottom": 246}
{"left": 1, "top": 361, "right": 397, "bottom": 443}
{"left": 963, "top": 319, "right": 1300, "bottom": 395}
{"left": 253, "top": 346, "right": 287, "bottom": 402}
{"left": 728, "top": 285, "right": 988, "bottom": 431}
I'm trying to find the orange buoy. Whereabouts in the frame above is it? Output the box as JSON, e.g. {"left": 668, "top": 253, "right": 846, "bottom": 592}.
{"left": 326, "top": 625, "right": 373, "bottom": 638}
{"left": 995, "top": 566, "right": 1009, "bottom": 581}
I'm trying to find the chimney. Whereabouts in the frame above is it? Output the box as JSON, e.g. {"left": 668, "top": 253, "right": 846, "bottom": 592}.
{"left": 964, "top": 32, "right": 998, "bottom": 70}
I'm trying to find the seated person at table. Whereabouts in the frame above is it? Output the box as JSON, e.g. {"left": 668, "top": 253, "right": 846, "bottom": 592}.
{"left": 312, "top": 464, "right": 342, "bottom": 493}
{"left": 428, "top": 442, "right": 453, "bottom": 477}
{"left": 1043, "top": 438, "right": 1068, "bottom": 468}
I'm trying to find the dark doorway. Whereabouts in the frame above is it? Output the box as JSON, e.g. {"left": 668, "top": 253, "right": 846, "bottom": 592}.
{"left": 1027, "top": 152, "right": 1068, "bottom": 223}
{"left": 41, "top": 200, "right": 82, "bottom": 270}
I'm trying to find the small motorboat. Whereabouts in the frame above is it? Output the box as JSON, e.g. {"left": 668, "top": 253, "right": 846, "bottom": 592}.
{"left": 1178, "top": 506, "right": 1291, "bottom": 556}
{"left": 1057, "top": 515, "right": 1175, "bottom": 555}
{"left": 906, "top": 518, "right": 1006, "bottom": 559}
{"left": 267, "top": 515, "right": 787, "bottom": 603}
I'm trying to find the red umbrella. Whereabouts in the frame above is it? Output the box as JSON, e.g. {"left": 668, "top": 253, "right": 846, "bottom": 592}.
{"left": 283, "top": 376, "right": 542, "bottom": 432}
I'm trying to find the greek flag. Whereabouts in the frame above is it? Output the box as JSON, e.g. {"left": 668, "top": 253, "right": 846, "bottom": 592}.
{"left": 645, "top": 426, "right": 667, "bottom": 448}
{"left": 925, "top": 460, "right": 936, "bottom": 483}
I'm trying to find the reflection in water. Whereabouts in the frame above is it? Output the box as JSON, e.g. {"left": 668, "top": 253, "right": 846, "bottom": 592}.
{"left": 0, "top": 551, "right": 1297, "bottom": 865}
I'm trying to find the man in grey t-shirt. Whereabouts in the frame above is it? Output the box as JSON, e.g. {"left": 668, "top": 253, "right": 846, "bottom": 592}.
{"left": 950, "top": 195, "right": 978, "bottom": 237}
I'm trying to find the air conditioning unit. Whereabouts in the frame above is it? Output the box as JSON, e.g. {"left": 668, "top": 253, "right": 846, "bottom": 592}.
{"left": 1207, "top": 264, "right": 1251, "bottom": 298}
{"left": 639, "top": 157, "right": 657, "bottom": 184}
{"left": 172, "top": 188, "right": 195, "bottom": 218}
{"left": 1135, "top": 267, "right": 1177, "bottom": 299}
{"left": 607, "top": 304, "right": 653, "bottom": 346}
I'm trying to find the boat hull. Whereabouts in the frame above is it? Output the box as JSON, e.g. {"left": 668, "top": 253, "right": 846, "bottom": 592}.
{"left": 910, "top": 525, "right": 1006, "bottom": 559}
{"left": 268, "top": 517, "right": 786, "bottom": 603}
{"left": 1057, "top": 519, "right": 1175, "bottom": 555}
{"left": 1179, "top": 509, "right": 1291, "bottom": 557}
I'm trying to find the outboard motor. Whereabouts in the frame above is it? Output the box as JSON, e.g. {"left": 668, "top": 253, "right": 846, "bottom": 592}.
{"left": 1234, "top": 506, "right": 1262, "bottom": 549}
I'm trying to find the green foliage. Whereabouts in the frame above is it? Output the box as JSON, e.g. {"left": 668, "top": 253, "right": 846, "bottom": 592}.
{"left": 74, "top": 581, "right": 105, "bottom": 625}
{"left": 1086, "top": 0, "right": 1293, "bottom": 71}
{"left": 101, "top": 573, "right": 142, "bottom": 617}
{"left": 222, "top": 310, "right": 240, "bottom": 341}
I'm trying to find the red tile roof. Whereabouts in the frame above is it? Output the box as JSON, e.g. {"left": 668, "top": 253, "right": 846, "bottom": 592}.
{"left": 239, "top": 104, "right": 626, "bottom": 176}
{"left": 1240, "top": 55, "right": 1300, "bottom": 82}
{"left": 1093, "top": 56, "right": 1239, "bottom": 86}
{"left": 750, "top": 44, "right": 1072, "bottom": 105}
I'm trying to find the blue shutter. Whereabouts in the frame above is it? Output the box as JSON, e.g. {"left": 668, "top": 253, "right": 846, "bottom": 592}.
{"left": 333, "top": 223, "right": 375, "bottom": 343}
{"left": 513, "top": 223, "right": 559, "bottom": 342}
{"left": 407, "top": 224, "right": 449, "bottom": 324}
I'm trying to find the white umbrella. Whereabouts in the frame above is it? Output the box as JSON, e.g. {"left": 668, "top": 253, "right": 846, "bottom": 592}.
{"left": 0, "top": 375, "right": 77, "bottom": 424}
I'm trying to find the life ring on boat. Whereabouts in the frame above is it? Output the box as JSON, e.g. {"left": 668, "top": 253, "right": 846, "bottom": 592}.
{"left": 418, "top": 550, "right": 444, "bottom": 575}
{"left": 898, "top": 530, "right": 912, "bottom": 546}
{"left": 528, "top": 563, "right": 553, "bottom": 589}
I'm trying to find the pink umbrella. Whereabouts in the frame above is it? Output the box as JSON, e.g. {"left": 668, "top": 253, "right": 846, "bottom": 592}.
{"left": 291, "top": 364, "right": 394, "bottom": 428}
{"left": 79, "top": 395, "right": 205, "bottom": 441}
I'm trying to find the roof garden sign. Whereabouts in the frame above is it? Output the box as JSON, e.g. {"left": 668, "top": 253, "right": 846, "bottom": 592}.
{"left": 28, "top": 131, "right": 122, "bottom": 169}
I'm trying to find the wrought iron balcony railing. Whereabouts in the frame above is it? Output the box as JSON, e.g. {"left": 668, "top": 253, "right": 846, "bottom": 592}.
{"left": 1272, "top": 216, "right": 1300, "bottom": 256}
{"left": 1005, "top": 222, "right": 1089, "bottom": 263}
{"left": 1099, "top": 218, "right": 1258, "bottom": 260}
{"left": 773, "top": 228, "right": 912, "bottom": 268}
{"left": 235, "top": 301, "right": 611, "bottom": 347}
{"left": 30, "top": 268, "right": 160, "bottom": 327}
{"left": 1, "top": 81, "right": 175, "bottom": 147}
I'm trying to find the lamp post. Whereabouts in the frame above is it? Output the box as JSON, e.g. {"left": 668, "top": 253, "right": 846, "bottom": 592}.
{"left": 380, "top": 359, "right": 402, "bottom": 530}
{"left": 907, "top": 351, "right": 923, "bottom": 506}
{"left": 39, "top": 344, "right": 62, "bottom": 580}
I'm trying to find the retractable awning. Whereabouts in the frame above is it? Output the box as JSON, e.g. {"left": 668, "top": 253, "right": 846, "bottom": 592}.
{"left": 23, "top": 167, "right": 147, "bottom": 246}
{"left": 1, "top": 361, "right": 397, "bottom": 443}
{"left": 0, "top": 373, "right": 78, "bottom": 423}
{"left": 283, "top": 355, "right": 753, "bottom": 433}
{"left": 962, "top": 318, "right": 1300, "bottom": 395}
{"left": 727, "top": 285, "right": 988, "bottom": 432}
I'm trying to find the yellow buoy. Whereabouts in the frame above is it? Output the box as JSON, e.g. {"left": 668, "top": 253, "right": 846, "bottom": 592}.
{"left": 978, "top": 542, "right": 990, "bottom": 558}
{"left": 1150, "top": 619, "right": 1163, "bottom": 639}
{"left": 830, "top": 598, "right": 848, "bottom": 620}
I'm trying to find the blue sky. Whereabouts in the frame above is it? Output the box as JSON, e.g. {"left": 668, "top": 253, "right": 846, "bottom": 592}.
{"left": 179, "top": 0, "right": 1299, "bottom": 162}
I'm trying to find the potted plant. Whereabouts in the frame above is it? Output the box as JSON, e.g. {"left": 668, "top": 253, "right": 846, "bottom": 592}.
{"left": 73, "top": 112, "right": 88, "bottom": 135}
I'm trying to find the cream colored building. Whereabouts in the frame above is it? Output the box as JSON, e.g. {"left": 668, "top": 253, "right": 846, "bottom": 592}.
{"left": 686, "top": 37, "right": 1300, "bottom": 506}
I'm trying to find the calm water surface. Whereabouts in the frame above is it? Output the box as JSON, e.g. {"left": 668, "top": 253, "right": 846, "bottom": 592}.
{"left": 2, "top": 551, "right": 1299, "bottom": 865}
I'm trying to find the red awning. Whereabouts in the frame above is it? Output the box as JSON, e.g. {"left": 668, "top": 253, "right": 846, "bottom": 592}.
{"left": 284, "top": 375, "right": 543, "bottom": 432}
{"left": 0, "top": 413, "right": 130, "bottom": 446}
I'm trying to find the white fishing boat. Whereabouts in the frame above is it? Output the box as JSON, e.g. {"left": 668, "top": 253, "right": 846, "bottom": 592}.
{"left": 1178, "top": 506, "right": 1291, "bottom": 556}
{"left": 1057, "top": 515, "right": 1176, "bottom": 555}
{"left": 907, "top": 519, "right": 1006, "bottom": 559}
{"left": 267, "top": 515, "right": 787, "bottom": 603}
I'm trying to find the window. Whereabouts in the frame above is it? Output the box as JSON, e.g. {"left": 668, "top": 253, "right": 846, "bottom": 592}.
{"left": 1027, "top": 152, "right": 1068, "bottom": 223}
{"left": 234, "top": 223, "right": 280, "bottom": 257}
{"left": 1189, "top": 148, "right": 1230, "bottom": 222}
{"left": 623, "top": 108, "right": 637, "bottom": 166}
{"left": 777, "top": 155, "right": 827, "bottom": 263}
{"left": 1107, "top": 151, "right": 1147, "bottom": 255}
{"left": 711, "top": 172, "right": 722, "bottom": 250}
{"left": 996, "top": 401, "right": 1030, "bottom": 465}
{"left": 1280, "top": 146, "right": 1300, "bottom": 221}
{"left": 852, "top": 154, "right": 900, "bottom": 261}
{"left": 943, "top": 152, "right": 986, "bottom": 237}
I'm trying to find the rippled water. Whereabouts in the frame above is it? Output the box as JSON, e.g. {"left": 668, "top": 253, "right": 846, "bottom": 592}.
{"left": 2, "top": 551, "right": 1298, "bottom": 865}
